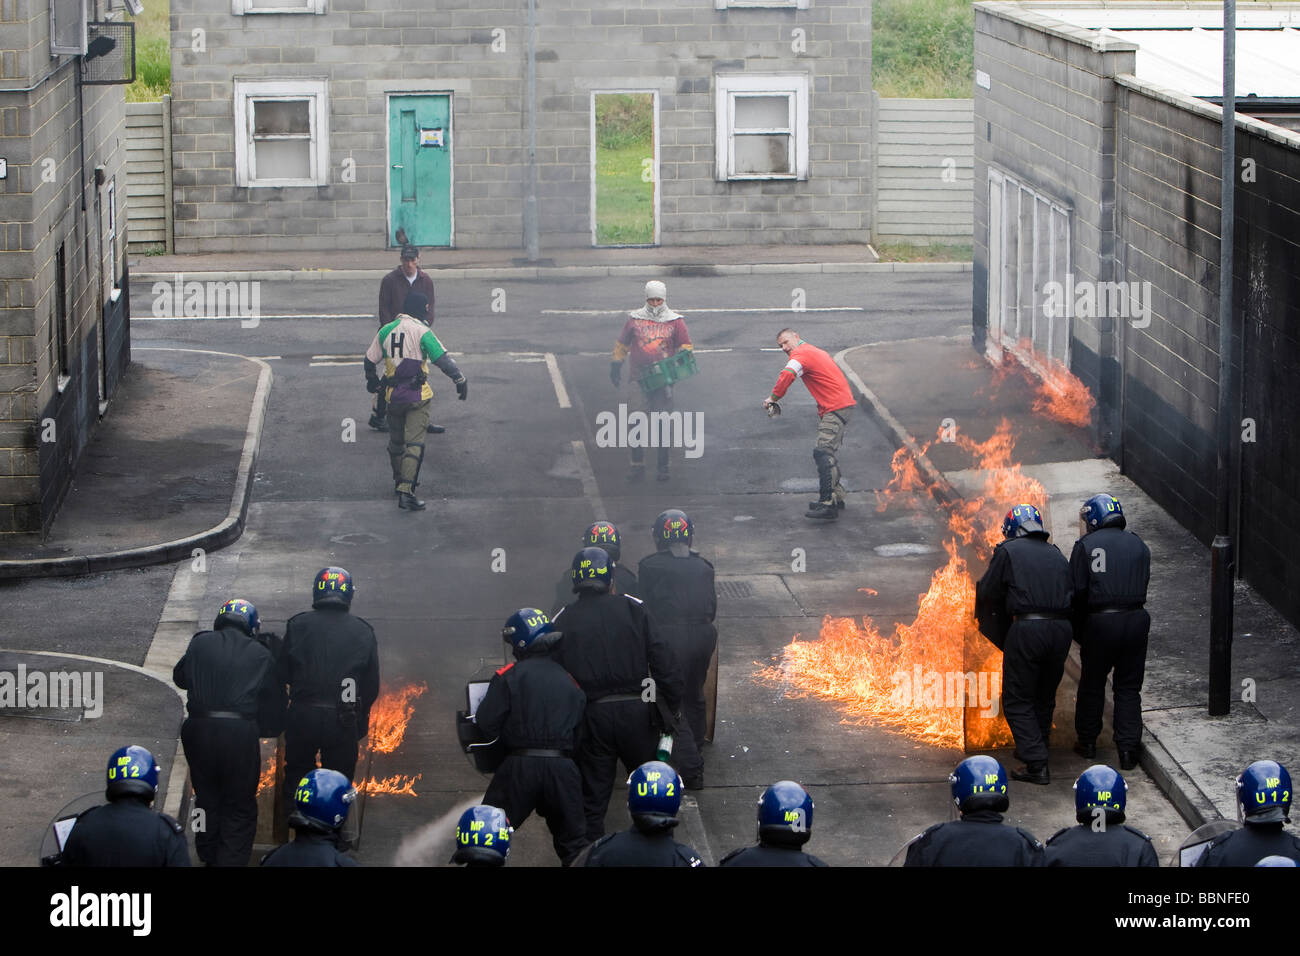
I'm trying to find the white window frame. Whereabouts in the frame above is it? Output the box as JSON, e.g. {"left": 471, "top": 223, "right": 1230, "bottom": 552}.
{"left": 232, "top": 0, "right": 325, "bottom": 14}
{"left": 234, "top": 79, "right": 330, "bottom": 188}
{"left": 50, "top": 0, "right": 89, "bottom": 55}
{"left": 715, "top": 73, "right": 809, "bottom": 181}
{"left": 714, "top": 0, "right": 808, "bottom": 7}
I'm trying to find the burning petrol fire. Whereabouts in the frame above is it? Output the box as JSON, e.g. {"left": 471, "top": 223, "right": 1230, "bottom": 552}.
{"left": 763, "top": 343, "right": 1088, "bottom": 751}
{"left": 256, "top": 682, "right": 428, "bottom": 796}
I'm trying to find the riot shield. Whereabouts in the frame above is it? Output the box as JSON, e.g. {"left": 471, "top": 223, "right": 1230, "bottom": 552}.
{"left": 888, "top": 831, "right": 927, "bottom": 866}
{"left": 1174, "top": 820, "right": 1237, "bottom": 867}
{"left": 704, "top": 641, "right": 719, "bottom": 743}
{"left": 38, "top": 792, "right": 102, "bottom": 866}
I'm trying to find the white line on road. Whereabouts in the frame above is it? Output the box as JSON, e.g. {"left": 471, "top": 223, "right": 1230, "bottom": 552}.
{"left": 133, "top": 313, "right": 374, "bottom": 321}
{"left": 545, "top": 352, "right": 571, "bottom": 409}
{"left": 541, "top": 306, "right": 864, "bottom": 315}
{"left": 570, "top": 439, "right": 606, "bottom": 520}
{"left": 310, "top": 361, "right": 362, "bottom": 367}
{"left": 254, "top": 355, "right": 282, "bottom": 361}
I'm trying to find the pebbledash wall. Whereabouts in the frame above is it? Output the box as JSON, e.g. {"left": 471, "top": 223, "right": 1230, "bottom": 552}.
{"left": 974, "top": 2, "right": 1300, "bottom": 626}
{"left": 168, "top": 0, "right": 873, "bottom": 253}
{"left": 0, "top": 2, "right": 130, "bottom": 535}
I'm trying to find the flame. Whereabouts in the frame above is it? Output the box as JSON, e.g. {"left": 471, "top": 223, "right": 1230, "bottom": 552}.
{"left": 760, "top": 345, "right": 1096, "bottom": 751}
{"left": 356, "top": 772, "right": 422, "bottom": 796}
{"left": 254, "top": 682, "right": 428, "bottom": 797}
{"left": 256, "top": 755, "right": 278, "bottom": 795}
{"left": 367, "top": 682, "right": 428, "bottom": 755}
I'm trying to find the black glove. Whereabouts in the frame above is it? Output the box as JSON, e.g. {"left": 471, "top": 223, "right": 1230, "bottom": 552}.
{"left": 454, "top": 375, "right": 468, "bottom": 401}
{"left": 610, "top": 361, "right": 623, "bottom": 387}
{"left": 365, "top": 375, "right": 381, "bottom": 394}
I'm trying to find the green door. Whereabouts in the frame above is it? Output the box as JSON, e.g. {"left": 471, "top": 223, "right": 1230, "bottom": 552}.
{"left": 388, "top": 94, "right": 452, "bottom": 247}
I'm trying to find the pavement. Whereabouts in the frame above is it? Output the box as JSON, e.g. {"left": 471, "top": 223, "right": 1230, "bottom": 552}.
{"left": 3, "top": 244, "right": 1294, "bottom": 863}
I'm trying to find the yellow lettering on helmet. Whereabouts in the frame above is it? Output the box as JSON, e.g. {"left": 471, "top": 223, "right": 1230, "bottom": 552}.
{"left": 1098, "top": 791, "right": 1111, "bottom": 801}
{"left": 984, "top": 773, "right": 998, "bottom": 784}
{"left": 1267, "top": 776, "right": 1281, "bottom": 788}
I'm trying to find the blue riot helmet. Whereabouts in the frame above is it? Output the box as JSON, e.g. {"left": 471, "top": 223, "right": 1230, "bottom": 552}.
{"left": 290, "top": 769, "right": 357, "bottom": 833}
{"left": 653, "top": 509, "right": 694, "bottom": 555}
{"left": 1080, "top": 493, "right": 1126, "bottom": 533}
{"left": 950, "top": 755, "right": 1009, "bottom": 814}
{"left": 106, "top": 745, "right": 161, "bottom": 802}
{"left": 584, "top": 521, "right": 622, "bottom": 564}
{"left": 313, "top": 567, "right": 355, "bottom": 608}
{"left": 453, "top": 805, "right": 512, "bottom": 866}
{"left": 1001, "top": 504, "right": 1046, "bottom": 540}
{"left": 1237, "top": 760, "right": 1292, "bottom": 825}
{"left": 213, "top": 598, "right": 260, "bottom": 636}
{"left": 1256, "top": 856, "right": 1299, "bottom": 867}
{"left": 758, "top": 780, "right": 814, "bottom": 848}
{"left": 570, "top": 547, "right": 612, "bottom": 593}
{"left": 1074, "top": 765, "right": 1127, "bottom": 825}
{"left": 628, "top": 761, "right": 682, "bottom": 827}
{"left": 502, "top": 608, "right": 561, "bottom": 657}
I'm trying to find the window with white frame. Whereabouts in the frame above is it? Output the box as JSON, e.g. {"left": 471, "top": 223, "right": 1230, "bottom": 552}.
{"left": 232, "top": 0, "right": 325, "bottom": 14}
{"left": 234, "top": 80, "right": 330, "bottom": 187}
{"left": 715, "top": 74, "right": 809, "bottom": 181}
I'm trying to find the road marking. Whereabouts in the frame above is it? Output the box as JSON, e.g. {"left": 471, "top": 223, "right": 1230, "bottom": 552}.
{"left": 254, "top": 355, "right": 282, "bottom": 361}
{"left": 541, "top": 306, "right": 864, "bottom": 315}
{"left": 310, "top": 361, "right": 362, "bottom": 367}
{"left": 570, "top": 439, "right": 606, "bottom": 519}
{"left": 545, "top": 352, "right": 571, "bottom": 409}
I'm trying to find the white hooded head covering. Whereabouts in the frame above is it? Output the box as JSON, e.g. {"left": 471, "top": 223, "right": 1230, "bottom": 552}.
{"left": 632, "top": 279, "right": 681, "bottom": 322}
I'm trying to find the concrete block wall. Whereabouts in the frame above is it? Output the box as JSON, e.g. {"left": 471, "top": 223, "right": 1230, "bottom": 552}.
{"left": 0, "top": 0, "right": 129, "bottom": 534}
{"left": 972, "top": 2, "right": 1135, "bottom": 448}
{"left": 169, "top": 0, "right": 871, "bottom": 252}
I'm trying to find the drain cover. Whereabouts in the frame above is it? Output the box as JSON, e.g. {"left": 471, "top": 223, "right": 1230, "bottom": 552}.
{"left": 717, "top": 579, "right": 753, "bottom": 599}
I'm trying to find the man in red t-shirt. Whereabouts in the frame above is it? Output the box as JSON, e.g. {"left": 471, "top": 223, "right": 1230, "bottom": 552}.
{"left": 610, "top": 280, "right": 694, "bottom": 482}
{"left": 764, "top": 328, "right": 856, "bottom": 520}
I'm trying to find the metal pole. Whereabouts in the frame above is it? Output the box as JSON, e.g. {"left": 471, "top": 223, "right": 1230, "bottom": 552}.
{"left": 1209, "top": 0, "right": 1236, "bottom": 716}
{"left": 523, "top": 0, "right": 539, "bottom": 261}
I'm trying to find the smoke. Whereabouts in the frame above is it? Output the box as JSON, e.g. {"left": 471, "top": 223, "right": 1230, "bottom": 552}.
{"left": 391, "top": 796, "right": 483, "bottom": 867}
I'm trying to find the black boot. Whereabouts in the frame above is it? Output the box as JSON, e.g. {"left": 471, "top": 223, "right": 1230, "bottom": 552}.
{"left": 805, "top": 501, "right": 839, "bottom": 520}
{"left": 397, "top": 491, "right": 426, "bottom": 511}
{"left": 1011, "top": 762, "right": 1050, "bottom": 785}
{"left": 1073, "top": 742, "right": 1097, "bottom": 760}
{"left": 1118, "top": 749, "right": 1140, "bottom": 771}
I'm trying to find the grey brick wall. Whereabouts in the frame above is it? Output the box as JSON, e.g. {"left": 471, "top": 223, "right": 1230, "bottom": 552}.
{"left": 0, "top": 1, "right": 129, "bottom": 534}
{"left": 169, "top": 0, "right": 871, "bottom": 252}
{"left": 973, "top": 3, "right": 1135, "bottom": 450}
{"left": 974, "top": 3, "right": 1300, "bottom": 628}
{"left": 1117, "top": 78, "right": 1300, "bottom": 623}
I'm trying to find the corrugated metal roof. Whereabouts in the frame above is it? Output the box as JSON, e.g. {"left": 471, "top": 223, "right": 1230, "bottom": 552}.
{"left": 1030, "top": 5, "right": 1300, "bottom": 97}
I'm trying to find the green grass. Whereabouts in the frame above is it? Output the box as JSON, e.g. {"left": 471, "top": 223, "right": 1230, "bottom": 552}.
{"left": 125, "top": 0, "right": 169, "bottom": 103}
{"left": 594, "top": 94, "right": 655, "bottom": 245}
{"left": 873, "top": 0, "right": 975, "bottom": 98}
{"left": 874, "top": 241, "right": 973, "bottom": 262}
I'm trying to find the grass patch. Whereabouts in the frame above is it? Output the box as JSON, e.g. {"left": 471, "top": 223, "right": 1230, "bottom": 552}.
{"left": 594, "top": 94, "right": 654, "bottom": 245}
{"left": 873, "top": 0, "right": 975, "bottom": 98}
{"left": 124, "top": 0, "right": 169, "bottom": 103}
{"left": 873, "top": 241, "right": 973, "bottom": 262}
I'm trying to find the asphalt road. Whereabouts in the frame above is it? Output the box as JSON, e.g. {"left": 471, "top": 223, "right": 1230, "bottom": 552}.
{"left": 5, "top": 272, "right": 1190, "bottom": 866}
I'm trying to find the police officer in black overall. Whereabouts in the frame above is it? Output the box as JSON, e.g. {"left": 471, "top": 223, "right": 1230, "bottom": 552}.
{"left": 637, "top": 508, "right": 714, "bottom": 790}
{"left": 261, "top": 769, "right": 360, "bottom": 867}
{"left": 173, "top": 598, "right": 285, "bottom": 866}
{"left": 1197, "top": 760, "right": 1300, "bottom": 866}
{"left": 1045, "top": 765, "right": 1158, "bottom": 866}
{"left": 476, "top": 608, "right": 588, "bottom": 865}
{"left": 60, "top": 746, "right": 190, "bottom": 867}
{"left": 280, "top": 567, "right": 380, "bottom": 811}
{"left": 553, "top": 547, "right": 683, "bottom": 842}
{"left": 572, "top": 761, "right": 703, "bottom": 867}
{"left": 1070, "top": 494, "right": 1150, "bottom": 771}
{"left": 975, "top": 503, "right": 1073, "bottom": 785}
{"left": 904, "top": 756, "right": 1044, "bottom": 866}
{"left": 553, "top": 520, "right": 637, "bottom": 614}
